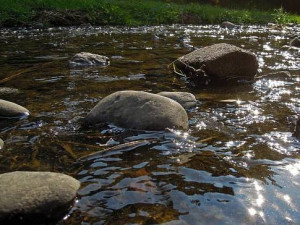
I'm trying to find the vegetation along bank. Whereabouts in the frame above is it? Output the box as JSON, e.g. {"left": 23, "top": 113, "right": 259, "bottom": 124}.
{"left": 0, "top": 0, "right": 300, "bottom": 27}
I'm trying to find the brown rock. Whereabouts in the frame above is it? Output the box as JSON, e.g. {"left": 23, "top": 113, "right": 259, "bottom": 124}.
{"left": 174, "top": 43, "right": 258, "bottom": 80}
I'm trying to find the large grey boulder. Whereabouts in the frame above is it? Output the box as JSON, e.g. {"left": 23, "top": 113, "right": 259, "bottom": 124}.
{"left": 174, "top": 43, "right": 258, "bottom": 81}
{"left": 290, "top": 37, "right": 300, "bottom": 48}
{"left": 84, "top": 91, "right": 189, "bottom": 131}
{"left": 69, "top": 52, "right": 110, "bottom": 67}
{"left": 0, "top": 99, "right": 29, "bottom": 118}
{"left": 0, "top": 171, "right": 80, "bottom": 224}
{"left": 157, "top": 92, "right": 197, "bottom": 109}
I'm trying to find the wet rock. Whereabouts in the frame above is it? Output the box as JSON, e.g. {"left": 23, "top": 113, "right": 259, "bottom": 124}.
{"left": 69, "top": 52, "right": 110, "bottom": 67}
{"left": 173, "top": 43, "right": 258, "bottom": 82}
{"left": 0, "top": 87, "right": 20, "bottom": 96}
{"left": 255, "top": 71, "right": 292, "bottom": 80}
{"left": 294, "top": 117, "right": 300, "bottom": 140}
{"left": 157, "top": 92, "right": 197, "bottom": 109}
{"left": 84, "top": 91, "right": 188, "bottom": 131}
{"left": 0, "top": 99, "right": 29, "bottom": 118}
{"left": 0, "top": 138, "right": 3, "bottom": 150}
{"left": 290, "top": 37, "right": 300, "bottom": 48}
{"left": 0, "top": 171, "right": 80, "bottom": 224}
{"left": 220, "top": 21, "right": 236, "bottom": 29}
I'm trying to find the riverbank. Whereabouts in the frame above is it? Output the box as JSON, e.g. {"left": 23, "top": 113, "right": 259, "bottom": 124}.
{"left": 1, "top": 0, "right": 300, "bottom": 27}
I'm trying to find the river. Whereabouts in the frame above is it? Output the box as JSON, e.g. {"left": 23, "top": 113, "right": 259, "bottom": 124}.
{"left": 0, "top": 24, "right": 300, "bottom": 224}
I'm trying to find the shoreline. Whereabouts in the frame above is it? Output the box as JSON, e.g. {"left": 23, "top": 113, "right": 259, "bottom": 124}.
{"left": 1, "top": 0, "right": 299, "bottom": 28}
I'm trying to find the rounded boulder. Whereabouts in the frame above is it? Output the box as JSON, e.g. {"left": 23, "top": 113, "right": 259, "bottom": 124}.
{"left": 174, "top": 43, "right": 258, "bottom": 80}
{"left": 0, "top": 171, "right": 80, "bottom": 224}
{"left": 157, "top": 92, "right": 197, "bottom": 109}
{"left": 84, "top": 91, "right": 189, "bottom": 131}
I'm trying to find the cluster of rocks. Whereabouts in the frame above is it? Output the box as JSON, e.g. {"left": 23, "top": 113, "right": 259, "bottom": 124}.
{"left": 0, "top": 92, "right": 80, "bottom": 223}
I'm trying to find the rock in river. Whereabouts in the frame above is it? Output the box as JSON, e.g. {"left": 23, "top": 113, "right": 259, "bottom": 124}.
{"left": 0, "top": 87, "right": 20, "bottom": 96}
{"left": 157, "top": 92, "right": 197, "bottom": 109}
{"left": 294, "top": 117, "right": 300, "bottom": 140}
{"left": 84, "top": 90, "right": 189, "bottom": 131}
{"left": 69, "top": 52, "right": 110, "bottom": 67}
{"left": 0, "top": 171, "right": 80, "bottom": 224}
{"left": 0, "top": 99, "right": 29, "bottom": 118}
{"left": 0, "top": 138, "right": 4, "bottom": 150}
{"left": 220, "top": 21, "right": 236, "bottom": 29}
{"left": 290, "top": 37, "right": 300, "bottom": 48}
{"left": 173, "top": 43, "right": 258, "bottom": 82}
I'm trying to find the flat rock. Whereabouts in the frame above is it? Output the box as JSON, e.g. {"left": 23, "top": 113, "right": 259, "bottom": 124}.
{"left": 84, "top": 91, "right": 189, "bottom": 131}
{"left": 69, "top": 52, "right": 110, "bottom": 67}
{"left": 174, "top": 43, "right": 258, "bottom": 81}
{"left": 157, "top": 92, "right": 197, "bottom": 109}
{"left": 0, "top": 171, "right": 80, "bottom": 224}
{"left": 290, "top": 37, "right": 300, "bottom": 48}
{"left": 0, "top": 99, "right": 29, "bottom": 118}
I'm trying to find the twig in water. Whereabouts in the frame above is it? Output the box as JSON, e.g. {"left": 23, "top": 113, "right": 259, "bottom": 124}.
{"left": 0, "top": 62, "right": 53, "bottom": 84}
{"left": 78, "top": 140, "right": 154, "bottom": 161}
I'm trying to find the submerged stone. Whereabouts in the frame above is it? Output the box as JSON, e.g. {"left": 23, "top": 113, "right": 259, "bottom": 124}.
{"left": 69, "top": 52, "right": 110, "bottom": 67}
{"left": 84, "top": 90, "right": 189, "bottom": 131}
{"left": 0, "top": 99, "right": 29, "bottom": 118}
{"left": 0, "top": 87, "right": 20, "bottom": 96}
{"left": 0, "top": 171, "right": 80, "bottom": 224}
{"left": 255, "top": 71, "right": 292, "bottom": 80}
{"left": 157, "top": 92, "right": 197, "bottom": 109}
{"left": 173, "top": 43, "right": 258, "bottom": 84}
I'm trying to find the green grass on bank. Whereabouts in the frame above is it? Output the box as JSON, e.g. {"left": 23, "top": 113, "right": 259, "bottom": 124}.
{"left": 0, "top": 0, "right": 299, "bottom": 27}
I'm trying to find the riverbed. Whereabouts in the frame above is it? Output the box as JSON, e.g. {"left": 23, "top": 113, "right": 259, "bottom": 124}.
{"left": 0, "top": 24, "right": 300, "bottom": 224}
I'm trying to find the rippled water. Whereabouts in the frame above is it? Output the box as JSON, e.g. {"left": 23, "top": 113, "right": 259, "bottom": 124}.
{"left": 0, "top": 24, "right": 300, "bottom": 224}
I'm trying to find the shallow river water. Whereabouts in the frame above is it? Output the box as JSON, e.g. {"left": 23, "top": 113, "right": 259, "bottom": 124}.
{"left": 0, "top": 24, "right": 300, "bottom": 224}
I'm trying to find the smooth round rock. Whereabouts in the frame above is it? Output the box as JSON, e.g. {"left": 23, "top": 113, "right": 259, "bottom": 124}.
{"left": 69, "top": 52, "right": 110, "bottom": 67}
{"left": 84, "top": 91, "right": 189, "bottom": 131}
{"left": 290, "top": 37, "right": 300, "bottom": 48}
{"left": 0, "top": 171, "right": 80, "bottom": 224}
{"left": 157, "top": 92, "right": 197, "bottom": 109}
{"left": 0, "top": 99, "right": 29, "bottom": 118}
{"left": 174, "top": 43, "right": 258, "bottom": 79}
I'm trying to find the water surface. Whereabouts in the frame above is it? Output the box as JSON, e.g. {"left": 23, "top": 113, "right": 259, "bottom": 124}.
{"left": 0, "top": 24, "right": 300, "bottom": 224}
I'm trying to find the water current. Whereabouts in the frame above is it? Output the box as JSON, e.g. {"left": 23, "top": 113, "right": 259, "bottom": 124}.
{"left": 0, "top": 24, "right": 300, "bottom": 224}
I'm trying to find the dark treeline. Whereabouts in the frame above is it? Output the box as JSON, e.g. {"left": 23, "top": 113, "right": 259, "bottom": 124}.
{"left": 165, "top": 0, "right": 300, "bottom": 14}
